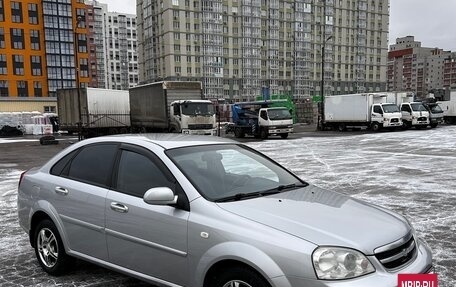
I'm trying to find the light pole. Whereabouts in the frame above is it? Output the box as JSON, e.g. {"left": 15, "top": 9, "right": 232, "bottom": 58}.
{"left": 74, "top": 16, "right": 83, "bottom": 140}
{"left": 319, "top": 35, "right": 332, "bottom": 131}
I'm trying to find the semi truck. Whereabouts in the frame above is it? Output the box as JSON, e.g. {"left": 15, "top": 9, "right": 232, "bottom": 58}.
{"left": 385, "top": 92, "right": 430, "bottom": 129}
{"left": 438, "top": 91, "right": 456, "bottom": 124}
{"left": 129, "top": 81, "right": 216, "bottom": 135}
{"left": 230, "top": 101, "right": 293, "bottom": 139}
{"left": 57, "top": 88, "right": 130, "bottom": 136}
{"left": 324, "top": 93, "right": 403, "bottom": 131}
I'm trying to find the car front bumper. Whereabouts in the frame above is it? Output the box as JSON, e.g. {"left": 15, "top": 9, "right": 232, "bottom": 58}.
{"left": 271, "top": 239, "right": 433, "bottom": 287}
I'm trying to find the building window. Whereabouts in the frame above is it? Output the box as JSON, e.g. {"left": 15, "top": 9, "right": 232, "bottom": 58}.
{"left": 31, "top": 55, "right": 42, "bottom": 76}
{"left": 76, "top": 8, "right": 86, "bottom": 28}
{"left": 30, "top": 29, "right": 40, "bottom": 50}
{"left": 0, "top": 80, "right": 8, "bottom": 97}
{"left": 0, "top": 28, "right": 4, "bottom": 48}
{"left": 11, "top": 1, "right": 23, "bottom": 23}
{"left": 80, "top": 58, "right": 89, "bottom": 77}
{"left": 17, "top": 80, "right": 28, "bottom": 97}
{"left": 28, "top": 3, "right": 38, "bottom": 24}
{"left": 44, "top": 105, "right": 56, "bottom": 112}
{"left": 172, "top": 0, "right": 179, "bottom": 5}
{"left": 34, "top": 81, "right": 42, "bottom": 97}
{"left": 13, "top": 55, "right": 24, "bottom": 75}
{"left": 77, "top": 34, "right": 87, "bottom": 52}
{"left": 0, "top": 0, "right": 4, "bottom": 22}
{"left": 11, "top": 28, "right": 24, "bottom": 49}
{"left": 0, "top": 54, "right": 6, "bottom": 74}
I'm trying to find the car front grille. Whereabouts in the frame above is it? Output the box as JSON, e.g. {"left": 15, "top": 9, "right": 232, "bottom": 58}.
{"left": 418, "top": 117, "right": 427, "bottom": 121}
{"left": 374, "top": 233, "right": 417, "bottom": 270}
{"left": 188, "top": 124, "right": 213, "bottom": 130}
{"left": 391, "top": 118, "right": 399, "bottom": 123}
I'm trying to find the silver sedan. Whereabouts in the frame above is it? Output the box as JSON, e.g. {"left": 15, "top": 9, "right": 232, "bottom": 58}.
{"left": 17, "top": 134, "right": 433, "bottom": 287}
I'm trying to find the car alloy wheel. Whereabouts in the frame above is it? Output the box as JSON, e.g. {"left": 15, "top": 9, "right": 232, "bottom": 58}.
{"left": 34, "top": 219, "right": 73, "bottom": 275}
{"left": 222, "top": 280, "right": 253, "bottom": 287}
{"left": 37, "top": 227, "right": 59, "bottom": 268}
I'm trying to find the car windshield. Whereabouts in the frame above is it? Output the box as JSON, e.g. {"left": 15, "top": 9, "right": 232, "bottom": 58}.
{"left": 382, "top": 104, "right": 400, "bottom": 113}
{"left": 267, "top": 108, "right": 292, "bottom": 120}
{"left": 166, "top": 144, "right": 306, "bottom": 202}
{"left": 410, "top": 103, "right": 427, "bottom": 112}
{"left": 181, "top": 103, "right": 215, "bottom": 116}
{"left": 429, "top": 104, "right": 443, "bottom": 113}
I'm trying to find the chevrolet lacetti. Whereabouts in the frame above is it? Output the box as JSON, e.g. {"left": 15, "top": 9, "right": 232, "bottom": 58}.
{"left": 17, "top": 134, "right": 433, "bottom": 287}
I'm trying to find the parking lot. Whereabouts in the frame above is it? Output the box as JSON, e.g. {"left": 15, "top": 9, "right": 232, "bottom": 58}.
{"left": 1, "top": 126, "right": 455, "bottom": 286}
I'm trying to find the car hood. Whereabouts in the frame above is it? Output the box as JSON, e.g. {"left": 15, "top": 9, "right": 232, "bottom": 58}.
{"left": 217, "top": 185, "right": 410, "bottom": 254}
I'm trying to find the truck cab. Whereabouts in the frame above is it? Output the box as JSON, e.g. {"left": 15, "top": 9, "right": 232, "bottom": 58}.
{"left": 170, "top": 100, "right": 216, "bottom": 135}
{"left": 370, "top": 103, "right": 403, "bottom": 131}
{"left": 399, "top": 102, "right": 430, "bottom": 129}
{"left": 258, "top": 107, "right": 293, "bottom": 139}
{"left": 421, "top": 100, "right": 444, "bottom": 128}
{"left": 231, "top": 103, "right": 293, "bottom": 139}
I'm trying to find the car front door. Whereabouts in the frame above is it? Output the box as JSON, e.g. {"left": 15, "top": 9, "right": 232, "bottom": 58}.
{"left": 49, "top": 143, "right": 118, "bottom": 261}
{"left": 105, "top": 144, "right": 189, "bottom": 285}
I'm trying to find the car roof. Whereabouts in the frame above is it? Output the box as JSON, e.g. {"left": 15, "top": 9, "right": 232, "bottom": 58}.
{"left": 81, "top": 134, "right": 236, "bottom": 150}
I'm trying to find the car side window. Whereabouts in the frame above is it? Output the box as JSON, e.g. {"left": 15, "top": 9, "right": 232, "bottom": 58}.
{"left": 260, "top": 110, "right": 268, "bottom": 120}
{"left": 116, "top": 150, "right": 174, "bottom": 198}
{"left": 67, "top": 144, "right": 118, "bottom": 187}
{"left": 50, "top": 149, "right": 79, "bottom": 176}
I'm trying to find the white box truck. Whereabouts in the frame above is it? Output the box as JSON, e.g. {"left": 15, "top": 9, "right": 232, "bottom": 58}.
{"left": 57, "top": 88, "right": 130, "bottom": 136}
{"left": 438, "top": 91, "right": 456, "bottom": 124}
{"left": 324, "top": 93, "right": 403, "bottom": 131}
{"left": 129, "top": 81, "right": 216, "bottom": 135}
{"left": 386, "top": 92, "right": 430, "bottom": 129}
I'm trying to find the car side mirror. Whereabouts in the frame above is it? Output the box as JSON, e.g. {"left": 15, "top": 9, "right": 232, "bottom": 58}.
{"left": 143, "top": 187, "right": 178, "bottom": 205}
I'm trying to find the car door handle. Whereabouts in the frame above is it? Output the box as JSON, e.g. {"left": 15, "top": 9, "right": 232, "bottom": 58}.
{"left": 54, "top": 187, "right": 68, "bottom": 195}
{"left": 110, "top": 202, "right": 129, "bottom": 213}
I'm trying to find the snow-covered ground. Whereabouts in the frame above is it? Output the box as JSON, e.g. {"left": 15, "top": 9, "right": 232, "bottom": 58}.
{"left": 1, "top": 126, "right": 455, "bottom": 286}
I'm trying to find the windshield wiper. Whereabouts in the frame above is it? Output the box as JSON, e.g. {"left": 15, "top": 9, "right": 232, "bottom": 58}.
{"left": 215, "top": 192, "right": 263, "bottom": 202}
{"left": 214, "top": 183, "right": 308, "bottom": 203}
{"left": 264, "top": 182, "right": 309, "bottom": 193}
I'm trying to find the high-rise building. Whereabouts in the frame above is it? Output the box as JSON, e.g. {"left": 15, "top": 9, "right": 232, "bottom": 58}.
{"left": 443, "top": 52, "right": 456, "bottom": 90}
{"left": 137, "top": 0, "right": 389, "bottom": 101}
{"left": 388, "top": 36, "right": 451, "bottom": 98}
{"left": 0, "top": 0, "right": 89, "bottom": 98}
{"left": 86, "top": 0, "right": 139, "bottom": 90}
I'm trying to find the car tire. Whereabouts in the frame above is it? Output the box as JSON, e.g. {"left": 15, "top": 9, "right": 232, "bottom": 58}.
{"left": 371, "top": 122, "right": 381, "bottom": 132}
{"left": 280, "top": 133, "right": 288, "bottom": 139}
{"left": 34, "top": 219, "right": 73, "bottom": 276}
{"left": 337, "top": 123, "right": 346, "bottom": 132}
{"left": 260, "top": 129, "right": 268, "bottom": 139}
{"left": 210, "top": 266, "right": 271, "bottom": 287}
{"left": 430, "top": 123, "right": 438, "bottom": 128}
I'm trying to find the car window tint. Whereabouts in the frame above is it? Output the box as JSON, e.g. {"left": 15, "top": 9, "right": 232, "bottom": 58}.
{"left": 68, "top": 144, "right": 117, "bottom": 186}
{"left": 50, "top": 149, "right": 79, "bottom": 176}
{"left": 116, "top": 150, "right": 173, "bottom": 198}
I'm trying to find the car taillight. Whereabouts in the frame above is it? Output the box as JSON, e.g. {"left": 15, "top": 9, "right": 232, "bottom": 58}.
{"left": 18, "top": 171, "right": 27, "bottom": 187}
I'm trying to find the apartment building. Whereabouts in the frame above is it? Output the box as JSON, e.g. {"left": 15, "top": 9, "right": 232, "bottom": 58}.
{"left": 388, "top": 36, "right": 451, "bottom": 98}
{"left": 0, "top": 0, "right": 90, "bottom": 99}
{"left": 443, "top": 52, "right": 456, "bottom": 90}
{"left": 86, "top": 0, "right": 139, "bottom": 90}
{"left": 137, "top": 0, "right": 389, "bottom": 101}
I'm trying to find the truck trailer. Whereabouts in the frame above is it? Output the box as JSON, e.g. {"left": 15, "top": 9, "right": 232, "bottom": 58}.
{"left": 129, "top": 81, "right": 216, "bottom": 135}
{"left": 324, "top": 93, "right": 403, "bottom": 131}
{"left": 438, "top": 91, "right": 456, "bottom": 124}
{"left": 57, "top": 88, "right": 130, "bottom": 136}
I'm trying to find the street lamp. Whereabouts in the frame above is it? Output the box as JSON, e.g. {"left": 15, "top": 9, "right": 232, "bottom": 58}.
{"left": 74, "top": 16, "right": 83, "bottom": 140}
{"left": 318, "top": 35, "right": 332, "bottom": 131}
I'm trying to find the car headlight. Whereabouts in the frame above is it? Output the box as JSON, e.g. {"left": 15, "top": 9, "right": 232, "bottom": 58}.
{"left": 312, "top": 247, "right": 375, "bottom": 280}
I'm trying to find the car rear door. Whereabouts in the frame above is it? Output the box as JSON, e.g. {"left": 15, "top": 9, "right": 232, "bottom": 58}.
{"left": 49, "top": 143, "right": 118, "bottom": 261}
{"left": 105, "top": 143, "right": 190, "bottom": 285}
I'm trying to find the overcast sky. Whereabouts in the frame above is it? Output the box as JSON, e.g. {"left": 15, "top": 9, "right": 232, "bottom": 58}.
{"left": 104, "top": 0, "right": 456, "bottom": 51}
